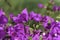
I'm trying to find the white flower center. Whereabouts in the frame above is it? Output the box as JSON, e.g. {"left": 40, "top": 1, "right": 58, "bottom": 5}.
{"left": 55, "top": 33, "right": 57, "bottom": 36}
{"left": 43, "top": 32, "right": 45, "bottom": 36}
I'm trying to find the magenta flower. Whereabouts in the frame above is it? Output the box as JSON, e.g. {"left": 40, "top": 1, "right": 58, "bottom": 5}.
{"left": 42, "top": 16, "right": 54, "bottom": 29}
{"left": 0, "top": 9, "right": 5, "bottom": 16}
{"left": 29, "top": 11, "right": 42, "bottom": 22}
{"left": 38, "top": 3, "right": 44, "bottom": 8}
{"left": 53, "top": 5, "right": 58, "bottom": 11}
{"left": 0, "top": 25, "right": 6, "bottom": 39}
{"left": 32, "top": 33, "right": 40, "bottom": 40}
{"left": 11, "top": 8, "right": 29, "bottom": 23}
{"left": 0, "top": 9, "right": 8, "bottom": 24}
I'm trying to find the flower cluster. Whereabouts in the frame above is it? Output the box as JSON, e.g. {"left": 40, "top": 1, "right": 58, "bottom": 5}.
{"left": 53, "top": 6, "right": 60, "bottom": 11}
{"left": 38, "top": 3, "right": 60, "bottom": 11}
{"left": 0, "top": 8, "right": 42, "bottom": 40}
{"left": 0, "top": 3, "right": 60, "bottom": 40}
{"left": 42, "top": 21, "right": 60, "bottom": 40}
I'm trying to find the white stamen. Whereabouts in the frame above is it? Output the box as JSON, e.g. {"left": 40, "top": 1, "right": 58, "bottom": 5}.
{"left": 43, "top": 32, "right": 45, "bottom": 36}
{"left": 15, "top": 38, "right": 19, "bottom": 40}
{"left": 55, "top": 33, "right": 57, "bottom": 36}
{"left": 56, "top": 20, "right": 59, "bottom": 22}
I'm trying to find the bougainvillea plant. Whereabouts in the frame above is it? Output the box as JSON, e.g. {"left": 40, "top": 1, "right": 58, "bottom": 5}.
{"left": 0, "top": 0, "right": 60, "bottom": 40}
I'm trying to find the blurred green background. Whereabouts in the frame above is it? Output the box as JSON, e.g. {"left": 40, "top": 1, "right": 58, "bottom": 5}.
{"left": 0, "top": 0, "right": 60, "bottom": 21}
